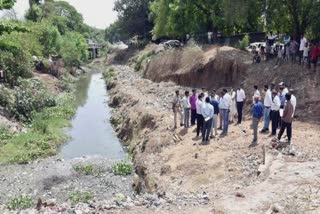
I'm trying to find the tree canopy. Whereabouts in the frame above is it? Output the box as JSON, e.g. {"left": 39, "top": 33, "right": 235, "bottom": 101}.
{"left": 106, "top": 0, "right": 320, "bottom": 41}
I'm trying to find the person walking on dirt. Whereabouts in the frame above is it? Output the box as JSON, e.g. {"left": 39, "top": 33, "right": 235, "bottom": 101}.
{"left": 202, "top": 97, "right": 214, "bottom": 144}
{"left": 172, "top": 90, "right": 183, "bottom": 129}
{"left": 270, "top": 90, "right": 281, "bottom": 136}
{"left": 210, "top": 92, "right": 219, "bottom": 138}
{"left": 219, "top": 89, "right": 232, "bottom": 135}
{"left": 277, "top": 93, "right": 294, "bottom": 144}
{"left": 261, "top": 85, "right": 272, "bottom": 133}
{"left": 190, "top": 89, "right": 198, "bottom": 126}
{"left": 236, "top": 86, "right": 246, "bottom": 124}
{"left": 252, "top": 96, "right": 264, "bottom": 143}
{"left": 196, "top": 93, "right": 205, "bottom": 137}
{"left": 183, "top": 91, "right": 191, "bottom": 128}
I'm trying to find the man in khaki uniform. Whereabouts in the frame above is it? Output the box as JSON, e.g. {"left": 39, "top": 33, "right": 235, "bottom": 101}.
{"left": 172, "top": 90, "right": 183, "bottom": 129}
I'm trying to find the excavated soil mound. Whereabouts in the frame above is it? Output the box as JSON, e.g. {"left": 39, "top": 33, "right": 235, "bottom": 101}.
{"left": 145, "top": 46, "right": 252, "bottom": 90}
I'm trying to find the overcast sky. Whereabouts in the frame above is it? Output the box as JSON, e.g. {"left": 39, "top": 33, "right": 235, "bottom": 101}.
{"left": 11, "top": 0, "right": 118, "bottom": 29}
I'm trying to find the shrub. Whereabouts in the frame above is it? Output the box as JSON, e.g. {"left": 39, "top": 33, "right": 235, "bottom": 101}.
{"left": 73, "top": 164, "right": 102, "bottom": 175}
{"left": 14, "top": 78, "right": 56, "bottom": 121}
{"left": 0, "top": 50, "right": 32, "bottom": 86}
{"left": 6, "top": 196, "right": 33, "bottom": 210}
{"left": 0, "top": 85, "right": 16, "bottom": 114}
{"left": 239, "top": 34, "right": 250, "bottom": 51}
{"left": 112, "top": 160, "right": 133, "bottom": 176}
{"left": 0, "top": 125, "right": 13, "bottom": 143}
{"left": 69, "top": 191, "right": 93, "bottom": 205}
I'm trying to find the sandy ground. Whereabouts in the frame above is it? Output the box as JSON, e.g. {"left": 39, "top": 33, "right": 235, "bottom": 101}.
{"left": 109, "top": 65, "right": 320, "bottom": 214}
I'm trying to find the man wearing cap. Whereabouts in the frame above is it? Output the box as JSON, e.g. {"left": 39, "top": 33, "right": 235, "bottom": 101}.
{"left": 270, "top": 90, "right": 281, "bottom": 135}
{"left": 278, "top": 93, "right": 294, "bottom": 144}
{"left": 219, "top": 89, "right": 232, "bottom": 135}
{"left": 236, "top": 85, "right": 246, "bottom": 124}
{"left": 172, "top": 90, "right": 184, "bottom": 129}
{"left": 252, "top": 96, "right": 264, "bottom": 143}
{"left": 261, "top": 85, "right": 272, "bottom": 133}
{"left": 190, "top": 89, "right": 198, "bottom": 126}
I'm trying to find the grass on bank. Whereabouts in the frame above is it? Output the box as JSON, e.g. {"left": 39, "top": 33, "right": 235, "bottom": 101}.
{"left": 0, "top": 95, "right": 76, "bottom": 164}
{"left": 69, "top": 191, "right": 93, "bottom": 205}
{"left": 6, "top": 195, "right": 33, "bottom": 211}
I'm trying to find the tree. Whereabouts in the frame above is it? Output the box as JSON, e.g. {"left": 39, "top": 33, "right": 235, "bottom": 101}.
{"left": 150, "top": 0, "right": 224, "bottom": 39}
{"left": 59, "top": 32, "right": 88, "bottom": 66}
{"left": 113, "top": 0, "right": 153, "bottom": 39}
{"left": 266, "top": 0, "right": 320, "bottom": 38}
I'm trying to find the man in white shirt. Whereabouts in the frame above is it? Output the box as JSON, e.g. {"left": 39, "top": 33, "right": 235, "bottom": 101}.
{"left": 270, "top": 90, "right": 281, "bottom": 135}
{"left": 201, "top": 97, "right": 214, "bottom": 144}
{"left": 172, "top": 90, "right": 183, "bottom": 129}
{"left": 236, "top": 86, "right": 246, "bottom": 124}
{"left": 196, "top": 93, "right": 205, "bottom": 137}
{"left": 182, "top": 91, "right": 191, "bottom": 128}
{"left": 261, "top": 85, "right": 272, "bottom": 133}
{"left": 290, "top": 89, "right": 297, "bottom": 117}
{"left": 299, "top": 34, "right": 307, "bottom": 65}
{"left": 219, "top": 89, "right": 232, "bottom": 135}
{"left": 252, "top": 85, "right": 261, "bottom": 104}
{"left": 202, "top": 88, "right": 209, "bottom": 100}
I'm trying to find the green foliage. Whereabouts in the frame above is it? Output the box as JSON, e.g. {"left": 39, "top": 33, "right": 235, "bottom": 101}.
{"left": 0, "top": 126, "right": 14, "bottom": 143}
{"left": 0, "top": 85, "right": 16, "bottom": 114}
{"left": 112, "top": 0, "right": 153, "bottom": 40}
{"left": 59, "top": 32, "right": 88, "bottom": 66}
{"left": 73, "top": 164, "right": 102, "bottom": 176}
{"left": 37, "top": 24, "right": 61, "bottom": 56}
{"left": 0, "top": 94, "right": 76, "bottom": 164}
{"left": 6, "top": 195, "right": 33, "bottom": 211}
{"left": 69, "top": 191, "right": 93, "bottom": 204}
{"left": 14, "top": 78, "right": 56, "bottom": 121}
{"left": 0, "top": 0, "right": 16, "bottom": 10}
{"left": 59, "top": 73, "right": 75, "bottom": 92}
{"left": 0, "top": 21, "right": 29, "bottom": 35}
{"left": 0, "top": 50, "right": 32, "bottom": 86}
{"left": 25, "top": 4, "right": 43, "bottom": 22}
{"left": 112, "top": 160, "right": 133, "bottom": 176}
{"left": 150, "top": 0, "right": 224, "bottom": 39}
{"left": 239, "top": 34, "right": 250, "bottom": 50}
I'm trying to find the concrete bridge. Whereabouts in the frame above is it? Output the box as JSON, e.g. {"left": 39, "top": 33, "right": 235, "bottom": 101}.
{"left": 88, "top": 39, "right": 103, "bottom": 59}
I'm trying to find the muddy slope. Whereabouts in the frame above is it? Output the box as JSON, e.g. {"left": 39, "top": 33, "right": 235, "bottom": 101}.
{"left": 144, "top": 46, "right": 251, "bottom": 89}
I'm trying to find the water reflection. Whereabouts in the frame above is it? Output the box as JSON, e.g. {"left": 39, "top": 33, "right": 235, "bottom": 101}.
{"left": 60, "top": 72, "right": 125, "bottom": 159}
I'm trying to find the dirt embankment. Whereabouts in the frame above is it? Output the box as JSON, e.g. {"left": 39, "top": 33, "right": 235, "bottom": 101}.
{"left": 144, "top": 46, "right": 251, "bottom": 90}
{"left": 108, "top": 64, "right": 320, "bottom": 213}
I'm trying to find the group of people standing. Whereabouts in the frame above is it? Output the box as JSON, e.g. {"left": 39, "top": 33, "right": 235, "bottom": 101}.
{"left": 172, "top": 86, "right": 246, "bottom": 144}
{"left": 252, "top": 32, "right": 320, "bottom": 73}
{"left": 172, "top": 83, "right": 296, "bottom": 145}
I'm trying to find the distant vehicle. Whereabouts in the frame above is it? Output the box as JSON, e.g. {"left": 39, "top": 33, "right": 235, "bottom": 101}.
{"left": 246, "top": 42, "right": 266, "bottom": 52}
{"left": 247, "top": 42, "right": 284, "bottom": 54}
{"left": 163, "top": 40, "right": 182, "bottom": 49}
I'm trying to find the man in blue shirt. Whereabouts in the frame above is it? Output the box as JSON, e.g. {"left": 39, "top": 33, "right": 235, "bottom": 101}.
{"left": 210, "top": 93, "right": 219, "bottom": 138}
{"left": 252, "top": 96, "right": 264, "bottom": 143}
